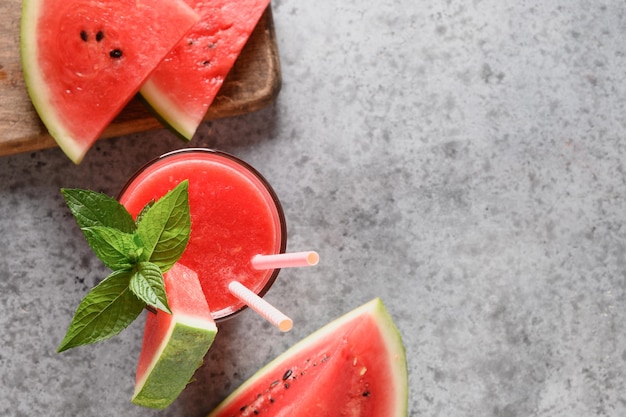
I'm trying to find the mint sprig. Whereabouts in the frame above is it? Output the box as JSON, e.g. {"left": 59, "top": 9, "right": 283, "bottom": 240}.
{"left": 57, "top": 181, "right": 191, "bottom": 353}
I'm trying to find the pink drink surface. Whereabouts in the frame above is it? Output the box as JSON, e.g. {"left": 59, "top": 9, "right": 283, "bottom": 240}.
{"left": 119, "top": 151, "right": 284, "bottom": 319}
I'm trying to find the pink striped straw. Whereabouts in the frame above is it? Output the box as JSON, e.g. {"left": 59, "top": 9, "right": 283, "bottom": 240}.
{"left": 228, "top": 281, "right": 293, "bottom": 332}
{"left": 251, "top": 251, "right": 319, "bottom": 270}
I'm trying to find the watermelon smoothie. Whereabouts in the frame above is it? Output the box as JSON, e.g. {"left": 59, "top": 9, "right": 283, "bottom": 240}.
{"left": 119, "top": 148, "right": 286, "bottom": 321}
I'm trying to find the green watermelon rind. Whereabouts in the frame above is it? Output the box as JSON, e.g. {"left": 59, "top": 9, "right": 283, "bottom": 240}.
{"left": 140, "top": 79, "right": 198, "bottom": 141}
{"left": 20, "top": 0, "right": 85, "bottom": 163}
{"left": 132, "top": 314, "right": 217, "bottom": 409}
{"left": 207, "top": 298, "right": 409, "bottom": 417}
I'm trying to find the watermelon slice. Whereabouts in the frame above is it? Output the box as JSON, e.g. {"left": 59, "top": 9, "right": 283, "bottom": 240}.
{"left": 207, "top": 298, "right": 408, "bottom": 417}
{"left": 140, "top": 0, "right": 270, "bottom": 140}
{"left": 20, "top": 0, "right": 200, "bottom": 163}
{"left": 132, "top": 263, "right": 217, "bottom": 409}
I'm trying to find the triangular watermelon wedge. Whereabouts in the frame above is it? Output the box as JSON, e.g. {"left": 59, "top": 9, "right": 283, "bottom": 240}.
{"left": 139, "top": 0, "right": 270, "bottom": 140}
{"left": 20, "top": 0, "right": 200, "bottom": 163}
{"left": 132, "top": 263, "right": 217, "bottom": 409}
{"left": 207, "top": 298, "right": 408, "bottom": 416}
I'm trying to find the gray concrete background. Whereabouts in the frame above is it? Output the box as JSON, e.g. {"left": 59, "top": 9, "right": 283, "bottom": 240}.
{"left": 2, "top": 0, "right": 626, "bottom": 416}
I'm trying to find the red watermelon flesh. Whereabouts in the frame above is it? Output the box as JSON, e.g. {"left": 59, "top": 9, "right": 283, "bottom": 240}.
{"left": 140, "top": 0, "right": 271, "bottom": 140}
{"left": 20, "top": 0, "right": 200, "bottom": 163}
{"left": 206, "top": 298, "right": 408, "bottom": 417}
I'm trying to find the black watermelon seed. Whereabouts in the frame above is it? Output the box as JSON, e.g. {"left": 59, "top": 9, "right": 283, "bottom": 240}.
{"left": 363, "top": 391, "right": 371, "bottom": 397}
{"left": 269, "top": 398, "right": 275, "bottom": 403}
{"left": 284, "top": 382, "right": 290, "bottom": 389}
{"left": 109, "top": 49, "right": 123, "bottom": 59}
{"left": 282, "top": 369, "right": 292, "bottom": 380}
{"left": 270, "top": 380, "right": 279, "bottom": 388}
{"left": 96, "top": 31, "right": 104, "bottom": 42}
{"left": 80, "top": 30, "right": 88, "bottom": 41}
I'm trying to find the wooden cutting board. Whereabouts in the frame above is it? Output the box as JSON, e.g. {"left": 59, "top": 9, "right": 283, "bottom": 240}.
{"left": 0, "top": 3, "right": 281, "bottom": 157}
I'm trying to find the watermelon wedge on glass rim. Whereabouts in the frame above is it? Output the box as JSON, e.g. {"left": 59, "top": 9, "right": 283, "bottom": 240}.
{"left": 133, "top": 263, "right": 217, "bottom": 409}
{"left": 140, "top": 0, "right": 271, "bottom": 140}
{"left": 20, "top": 0, "right": 200, "bottom": 163}
{"left": 206, "top": 298, "right": 408, "bottom": 417}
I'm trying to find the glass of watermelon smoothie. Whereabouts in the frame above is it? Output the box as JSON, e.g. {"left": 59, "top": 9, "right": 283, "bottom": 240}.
{"left": 118, "top": 148, "right": 287, "bottom": 322}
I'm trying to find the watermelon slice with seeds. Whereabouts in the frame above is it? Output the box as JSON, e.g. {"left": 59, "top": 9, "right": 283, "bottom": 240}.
{"left": 132, "top": 263, "right": 217, "bottom": 409}
{"left": 206, "top": 298, "right": 408, "bottom": 416}
{"left": 140, "top": 0, "right": 271, "bottom": 140}
{"left": 20, "top": 0, "right": 200, "bottom": 163}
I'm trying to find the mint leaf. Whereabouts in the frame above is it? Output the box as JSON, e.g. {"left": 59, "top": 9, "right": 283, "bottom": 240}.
{"left": 81, "top": 226, "right": 142, "bottom": 270}
{"left": 57, "top": 269, "right": 145, "bottom": 352}
{"left": 61, "top": 189, "right": 136, "bottom": 233}
{"left": 135, "top": 200, "right": 155, "bottom": 226}
{"left": 136, "top": 180, "right": 191, "bottom": 273}
{"left": 129, "top": 262, "right": 171, "bottom": 314}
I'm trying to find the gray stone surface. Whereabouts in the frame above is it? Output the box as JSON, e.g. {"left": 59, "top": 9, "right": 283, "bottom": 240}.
{"left": 2, "top": 0, "right": 626, "bottom": 416}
